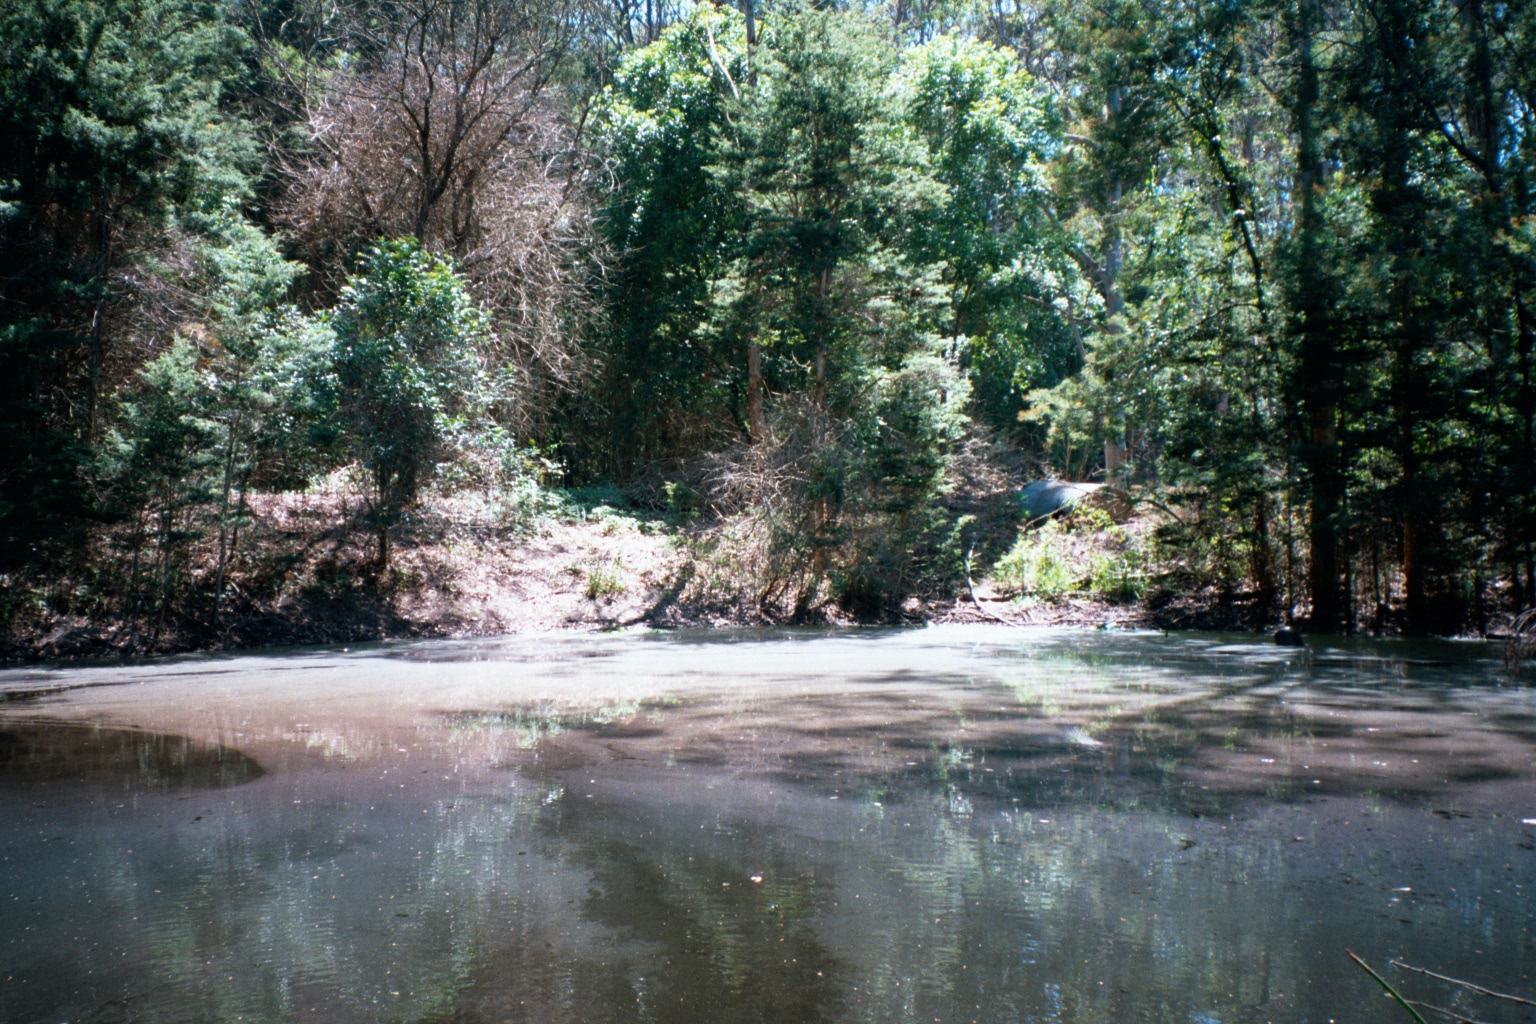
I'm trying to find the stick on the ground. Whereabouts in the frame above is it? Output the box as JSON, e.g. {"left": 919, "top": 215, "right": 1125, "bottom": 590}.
{"left": 965, "top": 544, "right": 1030, "bottom": 626}
{"left": 1389, "top": 960, "right": 1536, "bottom": 1008}
{"left": 1348, "top": 949, "right": 1430, "bottom": 1024}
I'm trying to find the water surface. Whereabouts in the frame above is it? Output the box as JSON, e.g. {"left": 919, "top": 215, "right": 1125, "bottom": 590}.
{"left": 2, "top": 626, "right": 1533, "bottom": 1024}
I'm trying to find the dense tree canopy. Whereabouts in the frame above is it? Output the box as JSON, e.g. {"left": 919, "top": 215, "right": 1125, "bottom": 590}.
{"left": 2, "top": 0, "right": 1534, "bottom": 635}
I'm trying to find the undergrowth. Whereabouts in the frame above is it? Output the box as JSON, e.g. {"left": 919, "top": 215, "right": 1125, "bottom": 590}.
{"left": 990, "top": 509, "right": 1150, "bottom": 603}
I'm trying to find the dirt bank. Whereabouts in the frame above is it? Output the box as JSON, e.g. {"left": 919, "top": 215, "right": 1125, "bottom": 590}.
{"left": 0, "top": 490, "right": 1284, "bottom": 664}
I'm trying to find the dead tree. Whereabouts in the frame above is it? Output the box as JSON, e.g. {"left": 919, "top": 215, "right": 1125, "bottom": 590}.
{"left": 273, "top": 0, "right": 601, "bottom": 433}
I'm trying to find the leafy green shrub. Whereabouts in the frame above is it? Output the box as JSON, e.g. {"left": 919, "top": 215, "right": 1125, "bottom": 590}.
{"left": 1086, "top": 546, "right": 1148, "bottom": 602}
{"left": 325, "top": 239, "right": 500, "bottom": 565}
{"left": 664, "top": 481, "right": 700, "bottom": 523}
{"left": 584, "top": 557, "right": 627, "bottom": 599}
{"left": 991, "top": 509, "right": 1149, "bottom": 603}
{"left": 992, "top": 520, "right": 1077, "bottom": 598}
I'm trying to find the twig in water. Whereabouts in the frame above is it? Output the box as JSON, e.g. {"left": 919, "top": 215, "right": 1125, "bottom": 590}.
{"left": 1404, "top": 998, "right": 1498, "bottom": 1024}
{"left": 1389, "top": 960, "right": 1536, "bottom": 1008}
{"left": 1348, "top": 949, "right": 1430, "bottom": 1024}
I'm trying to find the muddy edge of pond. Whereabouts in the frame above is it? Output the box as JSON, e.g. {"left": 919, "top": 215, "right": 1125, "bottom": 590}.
{"left": 0, "top": 591, "right": 1301, "bottom": 666}
{"left": 0, "top": 508, "right": 1504, "bottom": 664}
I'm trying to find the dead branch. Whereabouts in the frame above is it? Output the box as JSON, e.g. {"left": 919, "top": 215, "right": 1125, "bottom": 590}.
{"left": 272, "top": 0, "right": 602, "bottom": 434}
{"left": 1389, "top": 960, "right": 1536, "bottom": 1009}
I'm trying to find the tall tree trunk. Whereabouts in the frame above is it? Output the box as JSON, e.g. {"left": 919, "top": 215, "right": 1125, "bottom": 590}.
{"left": 1307, "top": 408, "right": 1342, "bottom": 632}
{"left": 813, "top": 347, "right": 826, "bottom": 413}
{"left": 86, "top": 294, "right": 107, "bottom": 442}
{"left": 1103, "top": 86, "right": 1125, "bottom": 321}
{"left": 813, "top": 268, "right": 829, "bottom": 413}
{"left": 1513, "top": 292, "right": 1536, "bottom": 605}
{"left": 742, "top": 0, "right": 760, "bottom": 443}
{"left": 1292, "top": 0, "right": 1342, "bottom": 632}
{"left": 1382, "top": 73, "right": 1430, "bottom": 633}
{"left": 212, "top": 373, "right": 248, "bottom": 628}
{"left": 84, "top": 210, "right": 114, "bottom": 442}
{"left": 1395, "top": 287, "right": 1431, "bottom": 633}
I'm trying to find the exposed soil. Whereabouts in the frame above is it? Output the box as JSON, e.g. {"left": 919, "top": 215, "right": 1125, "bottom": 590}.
{"left": 0, "top": 488, "right": 1296, "bottom": 665}
{"left": 2, "top": 492, "right": 701, "bottom": 662}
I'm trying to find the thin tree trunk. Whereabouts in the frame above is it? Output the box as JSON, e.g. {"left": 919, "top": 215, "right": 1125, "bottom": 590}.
{"left": 1251, "top": 492, "right": 1276, "bottom": 614}
{"left": 813, "top": 268, "right": 829, "bottom": 413}
{"left": 813, "top": 347, "right": 826, "bottom": 414}
{"left": 1396, "top": 313, "right": 1431, "bottom": 633}
{"left": 127, "top": 510, "right": 147, "bottom": 615}
{"left": 740, "top": 0, "right": 761, "bottom": 450}
{"left": 747, "top": 336, "right": 767, "bottom": 444}
{"left": 86, "top": 293, "right": 107, "bottom": 442}
{"left": 1307, "top": 409, "right": 1342, "bottom": 632}
{"left": 212, "top": 414, "right": 241, "bottom": 628}
{"left": 1516, "top": 294, "right": 1535, "bottom": 608}
{"left": 1103, "top": 87, "right": 1125, "bottom": 322}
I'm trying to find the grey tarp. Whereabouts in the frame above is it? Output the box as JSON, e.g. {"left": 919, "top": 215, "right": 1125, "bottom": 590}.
{"left": 1017, "top": 480, "right": 1102, "bottom": 521}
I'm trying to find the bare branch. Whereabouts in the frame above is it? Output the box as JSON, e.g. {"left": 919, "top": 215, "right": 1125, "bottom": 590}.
{"left": 271, "top": 0, "right": 602, "bottom": 434}
{"left": 1389, "top": 961, "right": 1536, "bottom": 1008}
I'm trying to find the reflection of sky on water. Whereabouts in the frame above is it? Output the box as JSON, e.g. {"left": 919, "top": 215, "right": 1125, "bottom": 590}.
{"left": 1, "top": 626, "right": 1533, "bottom": 1024}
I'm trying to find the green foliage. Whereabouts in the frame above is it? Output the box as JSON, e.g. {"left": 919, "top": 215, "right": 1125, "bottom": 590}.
{"left": 992, "top": 520, "right": 1078, "bottom": 599}
{"left": 594, "top": 5, "right": 1008, "bottom": 613}
{"left": 0, "top": 0, "right": 254, "bottom": 225}
{"left": 992, "top": 510, "right": 1147, "bottom": 603}
{"left": 1009, "top": 0, "right": 1536, "bottom": 631}
{"left": 583, "top": 556, "right": 627, "bottom": 599}
{"left": 102, "top": 342, "right": 222, "bottom": 613}
{"left": 587, "top": 7, "right": 752, "bottom": 468}
{"left": 5, "top": 0, "right": 1536, "bottom": 638}
{"left": 0, "top": 0, "right": 257, "bottom": 566}
{"left": 894, "top": 35, "right": 1080, "bottom": 432}
{"left": 94, "top": 199, "right": 315, "bottom": 618}
{"left": 326, "top": 239, "right": 499, "bottom": 560}
{"left": 1086, "top": 541, "right": 1147, "bottom": 603}
{"left": 664, "top": 481, "right": 700, "bottom": 523}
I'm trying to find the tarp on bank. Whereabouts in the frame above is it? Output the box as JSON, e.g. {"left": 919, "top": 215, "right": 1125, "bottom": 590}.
{"left": 1018, "top": 480, "right": 1102, "bottom": 521}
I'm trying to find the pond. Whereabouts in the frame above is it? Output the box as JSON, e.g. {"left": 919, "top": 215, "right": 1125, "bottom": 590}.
{"left": 1, "top": 626, "right": 1533, "bottom": 1024}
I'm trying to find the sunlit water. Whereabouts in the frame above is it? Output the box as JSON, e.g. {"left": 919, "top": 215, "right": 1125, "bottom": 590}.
{"left": 1, "top": 626, "right": 1533, "bottom": 1024}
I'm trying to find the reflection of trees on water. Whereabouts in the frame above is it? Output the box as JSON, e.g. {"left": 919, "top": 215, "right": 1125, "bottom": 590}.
{"left": 632, "top": 639, "right": 1536, "bottom": 819}
{"left": 2, "top": 772, "right": 581, "bottom": 1023}
{"left": 510, "top": 768, "right": 1522, "bottom": 1024}
{"left": 4, "top": 631, "right": 1532, "bottom": 1024}
{"left": 538, "top": 810, "right": 844, "bottom": 1024}
{"left": 4, "top": 737, "right": 1530, "bottom": 1024}
{"left": 0, "top": 722, "right": 262, "bottom": 789}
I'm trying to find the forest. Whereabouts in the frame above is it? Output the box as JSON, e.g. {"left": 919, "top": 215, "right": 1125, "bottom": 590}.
{"left": 2, "top": 0, "right": 1534, "bottom": 648}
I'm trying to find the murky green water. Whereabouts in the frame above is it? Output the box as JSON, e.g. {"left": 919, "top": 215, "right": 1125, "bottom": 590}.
{"left": 1, "top": 626, "right": 1533, "bottom": 1024}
